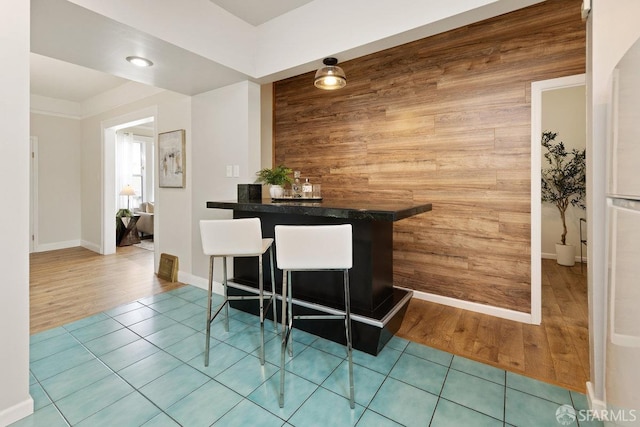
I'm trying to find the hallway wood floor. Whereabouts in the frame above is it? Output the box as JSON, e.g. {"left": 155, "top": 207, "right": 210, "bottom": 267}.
{"left": 29, "top": 246, "right": 184, "bottom": 335}
{"left": 30, "top": 247, "right": 588, "bottom": 393}
{"left": 397, "top": 259, "right": 589, "bottom": 393}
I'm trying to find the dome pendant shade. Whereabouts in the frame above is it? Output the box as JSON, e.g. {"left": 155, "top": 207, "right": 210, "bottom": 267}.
{"left": 314, "top": 57, "right": 347, "bottom": 90}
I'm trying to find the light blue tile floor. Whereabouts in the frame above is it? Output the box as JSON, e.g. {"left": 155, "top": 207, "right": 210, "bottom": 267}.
{"left": 14, "top": 285, "right": 602, "bottom": 426}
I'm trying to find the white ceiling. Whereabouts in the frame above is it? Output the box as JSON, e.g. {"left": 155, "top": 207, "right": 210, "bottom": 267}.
{"left": 30, "top": 53, "right": 130, "bottom": 102}
{"left": 209, "top": 0, "right": 313, "bottom": 26}
{"left": 30, "top": 0, "right": 543, "bottom": 106}
{"left": 30, "top": 0, "right": 317, "bottom": 103}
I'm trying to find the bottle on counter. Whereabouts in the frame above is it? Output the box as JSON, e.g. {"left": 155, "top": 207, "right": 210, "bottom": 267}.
{"left": 292, "top": 170, "right": 301, "bottom": 197}
{"left": 302, "top": 178, "right": 312, "bottom": 197}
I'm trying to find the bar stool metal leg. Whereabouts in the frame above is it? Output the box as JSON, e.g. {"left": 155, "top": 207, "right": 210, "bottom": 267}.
{"left": 258, "top": 252, "right": 265, "bottom": 365}
{"left": 222, "top": 257, "right": 234, "bottom": 332}
{"left": 269, "top": 246, "right": 278, "bottom": 333}
{"left": 287, "top": 271, "right": 293, "bottom": 357}
{"left": 279, "top": 269, "right": 290, "bottom": 408}
{"left": 205, "top": 256, "right": 215, "bottom": 367}
{"left": 206, "top": 256, "right": 233, "bottom": 366}
{"left": 344, "top": 270, "right": 355, "bottom": 409}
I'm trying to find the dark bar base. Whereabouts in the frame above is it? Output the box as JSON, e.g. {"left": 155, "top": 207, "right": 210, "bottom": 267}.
{"left": 206, "top": 199, "right": 431, "bottom": 356}
{"left": 229, "top": 285, "right": 411, "bottom": 355}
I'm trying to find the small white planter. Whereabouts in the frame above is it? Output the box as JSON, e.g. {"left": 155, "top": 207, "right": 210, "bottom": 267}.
{"left": 269, "top": 184, "right": 284, "bottom": 199}
{"left": 555, "top": 243, "right": 575, "bottom": 266}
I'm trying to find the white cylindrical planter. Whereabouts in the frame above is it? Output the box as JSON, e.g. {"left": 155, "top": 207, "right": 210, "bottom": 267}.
{"left": 269, "top": 185, "right": 284, "bottom": 198}
{"left": 555, "top": 243, "right": 576, "bottom": 266}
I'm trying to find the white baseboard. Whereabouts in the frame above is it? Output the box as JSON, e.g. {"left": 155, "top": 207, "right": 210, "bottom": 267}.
{"left": 81, "top": 240, "right": 101, "bottom": 253}
{"left": 542, "top": 252, "right": 588, "bottom": 263}
{"left": 182, "top": 276, "right": 534, "bottom": 324}
{"left": 586, "top": 381, "right": 607, "bottom": 412}
{"left": 33, "top": 239, "right": 81, "bottom": 253}
{"left": 177, "top": 272, "right": 223, "bottom": 295}
{"left": 407, "top": 288, "right": 535, "bottom": 324}
{"left": 0, "top": 395, "right": 33, "bottom": 426}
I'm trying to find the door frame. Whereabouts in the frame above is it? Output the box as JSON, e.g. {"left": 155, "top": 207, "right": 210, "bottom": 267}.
{"left": 530, "top": 73, "right": 586, "bottom": 324}
{"left": 30, "top": 136, "right": 38, "bottom": 253}
{"left": 100, "top": 107, "right": 156, "bottom": 255}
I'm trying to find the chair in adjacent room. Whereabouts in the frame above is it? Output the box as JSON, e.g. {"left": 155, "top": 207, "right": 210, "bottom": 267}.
{"left": 274, "top": 224, "right": 355, "bottom": 408}
{"left": 199, "top": 218, "right": 277, "bottom": 366}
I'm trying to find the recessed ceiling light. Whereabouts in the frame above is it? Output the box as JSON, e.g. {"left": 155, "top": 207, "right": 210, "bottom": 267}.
{"left": 126, "top": 56, "right": 153, "bottom": 67}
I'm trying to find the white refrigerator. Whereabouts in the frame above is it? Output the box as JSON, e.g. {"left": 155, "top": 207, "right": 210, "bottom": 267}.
{"left": 605, "top": 37, "right": 640, "bottom": 422}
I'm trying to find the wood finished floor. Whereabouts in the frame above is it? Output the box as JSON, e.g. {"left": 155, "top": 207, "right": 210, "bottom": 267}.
{"left": 29, "top": 245, "right": 184, "bottom": 335}
{"left": 397, "top": 258, "right": 589, "bottom": 393}
{"left": 30, "top": 247, "right": 588, "bottom": 393}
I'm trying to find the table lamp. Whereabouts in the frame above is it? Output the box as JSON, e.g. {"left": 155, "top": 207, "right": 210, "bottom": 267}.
{"left": 119, "top": 185, "right": 136, "bottom": 210}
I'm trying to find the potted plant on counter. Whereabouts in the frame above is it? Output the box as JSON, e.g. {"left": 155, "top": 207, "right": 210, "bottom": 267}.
{"left": 256, "top": 165, "right": 293, "bottom": 198}
{"left": 541, "top": 131, "right": 586, "bottom": 266}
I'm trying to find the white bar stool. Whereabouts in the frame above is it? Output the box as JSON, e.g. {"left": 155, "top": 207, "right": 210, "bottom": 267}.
{"left": 199, "top": 218, "right": 277, "bottom": 366}
{"left": 274, "top": 224, "right": 355, "bottom": 409}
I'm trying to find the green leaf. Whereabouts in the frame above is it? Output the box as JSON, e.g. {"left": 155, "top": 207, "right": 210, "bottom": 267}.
{"left": 541, "top": 131, "right": 586, "bottom": 245}
{"left": 255, "top": 165, "right": 293, "bottom": 186}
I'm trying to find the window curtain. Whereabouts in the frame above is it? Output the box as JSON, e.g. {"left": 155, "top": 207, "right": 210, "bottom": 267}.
{"left": 116, "top": 131, "right": 135, "bottom": 210}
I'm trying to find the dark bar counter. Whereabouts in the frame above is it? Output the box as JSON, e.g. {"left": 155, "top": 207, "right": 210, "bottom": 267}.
{"left": 206, "top": 198, "right": 431, "bottom": 355}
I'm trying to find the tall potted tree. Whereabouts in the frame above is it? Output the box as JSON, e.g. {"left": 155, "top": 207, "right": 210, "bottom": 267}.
{"left": 541, "top": 131, "right": 586, "bottom": 266}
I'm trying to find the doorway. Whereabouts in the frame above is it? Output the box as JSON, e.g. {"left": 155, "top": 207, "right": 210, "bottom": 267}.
{"left": 101, "top": 107, "right": 156, "bottom": 256}
{"left": 530, "top": 73, "right": 586, "bottom": 323}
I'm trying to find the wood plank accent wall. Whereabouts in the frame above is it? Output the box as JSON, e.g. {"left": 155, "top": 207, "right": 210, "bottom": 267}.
{"left": 273, "top": 0, "right": 586, "bottom": 313}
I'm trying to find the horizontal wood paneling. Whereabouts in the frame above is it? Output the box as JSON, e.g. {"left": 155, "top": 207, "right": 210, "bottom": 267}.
{"left": 273, "top": 0, "right": 586, "bottom": 312}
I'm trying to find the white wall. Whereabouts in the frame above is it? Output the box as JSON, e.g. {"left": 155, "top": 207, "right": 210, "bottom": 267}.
{"left": 79, "top": 91, "right": 191, "bottom": 253}
{"left": 588, "top": 0, "right": 640, "bottom": 413}
{"left": 27, "top": 78, "right": 261, "bottom": 298}
{"left": 541, "top": 85, "right": 586, "bottom": 257}
{"left": 71, "top": 78, "right": 263, "bottom": 297}
{"left": 0, "top": 0, "right": 33, "bottom": 424}
{"left": 155, "top": 97, "right": 193, "bottom": 275}
{"left": 30, "top": 113, "right": 82, "bottom": 251}
{"left": 190, "top": 81, "right": 262, "bottom": 285}
{"left": 260, "top": 83, "right": 273, "bottom": 168}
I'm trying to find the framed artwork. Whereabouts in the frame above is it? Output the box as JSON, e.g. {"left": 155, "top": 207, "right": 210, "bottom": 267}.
{"left": 158, "top": 129, "right": 186, "bottom": 188}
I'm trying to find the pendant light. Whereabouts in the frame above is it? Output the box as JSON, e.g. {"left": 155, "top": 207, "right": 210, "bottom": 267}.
{"left": 314, "top": 57, "right": 347, "bottom": 90}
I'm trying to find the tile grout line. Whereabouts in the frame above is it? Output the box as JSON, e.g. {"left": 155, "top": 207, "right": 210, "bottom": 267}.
{"left": 30, "top": 372, "right": 73, "bottom": 426}
{"left": 103, "top": 291, "right": 259, "bottom": 426}
{"left": 35, "top": 293, "right": 200, "bottom": 426}
{"left": 26, "top": 288, "right": 592, "bottom": 427}
{"left": 38, "top": 297, "right": 421, "bottom": 425}
{"left": 124, "top": 292, "right": 292, "bottom": 425}
{"left": 281, "top": 333, "right": 360, "bottom": 424}
{"left": 503, "top": 369, "right": 507, "bottom": 427}
{"left": 31, "top": 291, "right": 359, "bottom": 426}
{"left": 75, "top": 303, "right": 185, "bottom": 426}
{"left": 427, "top": 349, "right": 455, "bottom": 426}
{"left": 31, "top": 325, "right": 152, "bottom": 426}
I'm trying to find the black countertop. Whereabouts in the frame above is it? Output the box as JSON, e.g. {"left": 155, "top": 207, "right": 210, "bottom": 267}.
{"left": 206, "top": 199, "right": 432, "bottom": 222}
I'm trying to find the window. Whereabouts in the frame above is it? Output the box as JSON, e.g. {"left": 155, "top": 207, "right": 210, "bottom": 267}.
{"left": 117, "top": 132, "right": 154, "bottom": 210}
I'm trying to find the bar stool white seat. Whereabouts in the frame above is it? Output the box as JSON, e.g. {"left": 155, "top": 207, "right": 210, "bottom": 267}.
{"left": 274, "top": 224, "right": 355, "bottom": 408}
{"left": 199, "top": 218, "right": 276, "bottom": 366}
